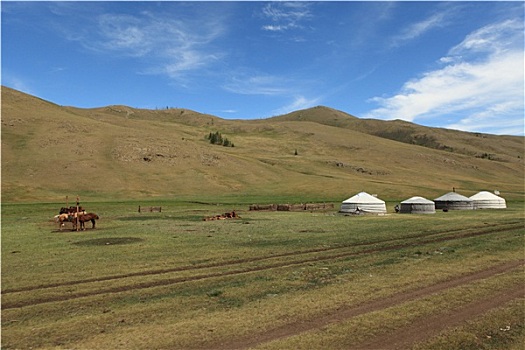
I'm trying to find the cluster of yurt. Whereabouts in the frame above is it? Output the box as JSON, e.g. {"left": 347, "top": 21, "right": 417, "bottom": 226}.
{"left": 340, "top": 190, "right": 506, "bottom": 215}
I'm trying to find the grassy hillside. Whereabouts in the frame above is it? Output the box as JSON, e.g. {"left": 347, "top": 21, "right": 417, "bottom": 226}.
{"left": 2, "top": 86, "right": 523, "bottom": 202}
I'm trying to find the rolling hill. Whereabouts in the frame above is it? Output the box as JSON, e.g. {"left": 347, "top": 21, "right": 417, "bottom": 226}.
{"left": 1, "top": 86, "right": 523, "bottom": 203}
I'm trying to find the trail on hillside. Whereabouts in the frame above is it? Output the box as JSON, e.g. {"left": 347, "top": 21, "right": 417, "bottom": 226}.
{"left": 1, "top": 223, "right": 522, "bottom": 310}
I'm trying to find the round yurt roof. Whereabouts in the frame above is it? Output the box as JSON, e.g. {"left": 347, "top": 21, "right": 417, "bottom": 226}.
{"left": 342, "top": 192, "right": 385, "bottom": 204}
{"left": 401, "top": 196, "right": 434, "bottom": 204}
{"left": 470, "top": 191, "right": 506, "bottom": 209}
{"left": 399, "top": 196, "right": 435, "bottom": 214}
{"left": 434, "top": 192, "right": 472, "bottom": 202}
{"left": 469, "top": 191, "right": 504, "bottom": 201}
{"left": 340, "top": 192, "right": 387, "bottom": 214}
{"left": 434, "top": 192, "right": 474, "bottom": 210}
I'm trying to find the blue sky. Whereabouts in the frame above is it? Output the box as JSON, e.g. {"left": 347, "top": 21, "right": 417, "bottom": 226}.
{"left": 2, "top": 1, "right": 524, "bottom": 135}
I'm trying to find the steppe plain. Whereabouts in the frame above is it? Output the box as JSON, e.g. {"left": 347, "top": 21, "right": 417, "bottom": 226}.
{"left": 2, "top": 86, "right": 524, "bottom": 349}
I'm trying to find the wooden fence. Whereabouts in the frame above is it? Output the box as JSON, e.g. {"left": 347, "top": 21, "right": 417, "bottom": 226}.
{"left": 138, "top": 206, "right": 162, "bottom": 213}
{"left": 249, "top": 203, "right": 334, "bottom": 212}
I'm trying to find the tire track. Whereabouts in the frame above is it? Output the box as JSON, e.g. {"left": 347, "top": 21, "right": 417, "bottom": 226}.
{"left": 357, "top": 284, "right": 525, "bottom": 350}
{"left": 2, "top": 223, "right": 523, "bottom": 310}
{"left": 3, "top": 222, "right": 520, "bottom": 294}
{"left": 212, "top": 260, "right": 525, "bottom": 350}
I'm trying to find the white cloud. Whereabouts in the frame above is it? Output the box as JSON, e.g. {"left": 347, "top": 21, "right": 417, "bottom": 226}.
{"left": 445, "top": 100, "right": 524, "bottom": 135}
{"left": 272, "top": 95, "right": 321, "bottom": 116}
{"left": 448, "top": 19, "right": 523, "bottom": 57}
{"left": 2, "top": 72, "right": 36, "bottom": 96}
{"left": 364, "top": 19, "right": 524, "bottom": 135}
{"left": 223, "top": 74, "right": 292, "bottom": 96}
{"left": 260, "top": 2, "right": 312, "bottom": 32}
{"left": 68, "top": 11, "right": 225, "bottom": 81}
{"left": 391, "top": 10, "right": 451, "bottom": 47}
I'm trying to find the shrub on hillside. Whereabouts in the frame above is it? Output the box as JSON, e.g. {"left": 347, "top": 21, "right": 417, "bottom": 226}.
{"left": 206, "top": 131, "right": 234, "bottom": 147}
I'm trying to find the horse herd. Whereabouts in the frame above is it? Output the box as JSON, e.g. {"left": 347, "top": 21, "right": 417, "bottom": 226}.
{"left": 54, "top": 206, "right": 99, "bottom": 231}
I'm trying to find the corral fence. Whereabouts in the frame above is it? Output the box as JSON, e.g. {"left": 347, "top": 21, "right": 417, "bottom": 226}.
{"left": 249, "top": 203, "right": 334, "bottom": 212}
{"left": 138, "top": 206, "right": 162, "bottom": 213}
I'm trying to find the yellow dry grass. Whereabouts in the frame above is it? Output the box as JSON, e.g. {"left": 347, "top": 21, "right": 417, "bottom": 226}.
{"left": 2, "top": 86, "right": 523, "bottom": 202}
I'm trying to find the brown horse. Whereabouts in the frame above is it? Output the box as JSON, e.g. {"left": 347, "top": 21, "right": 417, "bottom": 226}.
{"left": 55, "top": 213, "right": 72, "bottom": 230}
{"left": 59, "top": 206, "right": 85, "bottom": 214}
{"left": 75, "top": 213, "right": 99, "bottom": 230}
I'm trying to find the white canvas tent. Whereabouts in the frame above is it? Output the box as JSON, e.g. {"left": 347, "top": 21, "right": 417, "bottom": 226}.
{"left": 340, "top": 192, "right": 387, "bottom": 214}
{"left": 470, "top": 191, "right": 506, "bottom": 209}
{"left": 399, "top": 196, "right": 435, "bottom": 214}
{"left": 434, "top": 192, "right": 473, "bottom": 210}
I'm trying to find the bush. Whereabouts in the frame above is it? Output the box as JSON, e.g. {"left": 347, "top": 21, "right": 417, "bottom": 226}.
{"left": 206, "top": 131, "right": 234, "bottom": 147}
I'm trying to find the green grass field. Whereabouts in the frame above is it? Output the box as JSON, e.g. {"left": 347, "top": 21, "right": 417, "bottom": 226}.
{"left": 2, "top": 197, "right": 523, "bottom": 349}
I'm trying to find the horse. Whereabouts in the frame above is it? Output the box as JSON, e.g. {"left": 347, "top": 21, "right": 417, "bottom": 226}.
{"left": 59, "top": 206, "right": 85, "bottom": 215}
{"left": 76, "top": 213, "right": 99, "bottom": 230}
{"left": 55, "top": 213, "right": 73, "bottom": 230}
{"left": 55, "top": 211, "right": 88, "bottom": 231}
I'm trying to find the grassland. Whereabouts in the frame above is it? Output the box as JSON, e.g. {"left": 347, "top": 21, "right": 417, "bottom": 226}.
{"left": 2, "top": 85, "right": 525, "bottom": 349}
{"left": 2, "top": 86, "right": 524, "bottom": 202}
{"left": 1, "top": 198, "right": 524, "bottom": 349}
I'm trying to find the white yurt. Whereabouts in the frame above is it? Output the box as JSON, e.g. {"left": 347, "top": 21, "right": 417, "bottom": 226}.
{"left": 340, "top": 192, "right": 387, "bottom": 214}
{"left": 434, "top": 192, "right": 474, "bottom": 210}
{"left": 470, "top": 191, "right": 506, "bottom": 209}
{"left": 399, "top": 196, "right": 435, "bottom": 214}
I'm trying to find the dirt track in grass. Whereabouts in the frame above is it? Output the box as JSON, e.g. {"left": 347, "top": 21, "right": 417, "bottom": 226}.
{"left": 1, "top": 223, "right": 522, "bottom": 310}
{"left": 357, "top": 283, "right": 524, "bottom": 350}
{"left": 211, "top": 259, "right": 524, "bottom": 350}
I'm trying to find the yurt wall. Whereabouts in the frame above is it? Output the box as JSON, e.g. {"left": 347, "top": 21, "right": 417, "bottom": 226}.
{"left": 399, "top": 196, "right": 435, "bottom": 214}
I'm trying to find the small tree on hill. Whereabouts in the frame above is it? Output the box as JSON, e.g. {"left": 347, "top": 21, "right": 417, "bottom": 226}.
{"left": 206, "top": 131, "right": 234, "bottom": 147}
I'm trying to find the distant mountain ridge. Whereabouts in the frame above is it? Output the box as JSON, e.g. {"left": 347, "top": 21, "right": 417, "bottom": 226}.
{"left": 2, "top": 86, "right": 523, "bottom": 202}
{"left": 271, "top": 106, "right": 523, "bottom": 162}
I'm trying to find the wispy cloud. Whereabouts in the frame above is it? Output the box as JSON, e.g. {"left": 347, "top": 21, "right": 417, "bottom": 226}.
{"left": 260, "top": 2, "right": 312, "bottom": 32}
{"left": 64, "top": 9, "right": 225, "bottom": 82}
{"left": 448, "top": 18, "right": 524, "bottom": 57}
{"left": 272, "top": 95, "right": 321, "bottom": 116}
{"left": 390, "top": 9, "right": 453, "bottom": 47}
{"left": 223, "top": 73, "right": 292, "bottom": 96}
{"left": 223, "top": 72, "right": 321, "bottom": 117}
{"left": 364, "top": 19, "right": 524, "bottom": 135}
{"left": 2, "top": 72, "right": 36, "bottom": 96}
{"left": 221, "top": 109, "right": 237, "bottom": 114}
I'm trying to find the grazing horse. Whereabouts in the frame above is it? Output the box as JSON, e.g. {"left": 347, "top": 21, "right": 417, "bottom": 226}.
{"left": 76, "top": 213, "right": 99, "bottom": 230}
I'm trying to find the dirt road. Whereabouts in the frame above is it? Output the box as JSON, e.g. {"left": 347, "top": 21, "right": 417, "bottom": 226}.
{"left": 213, "top": 259, "right": 524, "bottom": 350}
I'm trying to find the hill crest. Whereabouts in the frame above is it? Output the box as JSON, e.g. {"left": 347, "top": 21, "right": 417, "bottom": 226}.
{"left": 2, "top": 86, "right": 523, "bottom": 202}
